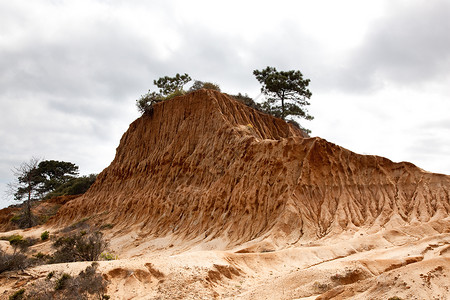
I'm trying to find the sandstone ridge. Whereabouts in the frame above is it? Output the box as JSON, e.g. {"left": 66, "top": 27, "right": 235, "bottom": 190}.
{"left": 54, "top": 89, "right": 450, "bottom": 247}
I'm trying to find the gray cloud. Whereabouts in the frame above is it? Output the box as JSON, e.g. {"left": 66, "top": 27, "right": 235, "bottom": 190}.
{"left": 0, "top": 23, "right": 159, "bottom": 103}
{"left": 333, "top": 0, "right": 450, "bottom": 92}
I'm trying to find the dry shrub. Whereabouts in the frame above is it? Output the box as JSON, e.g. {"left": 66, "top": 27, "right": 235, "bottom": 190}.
{"left": 0, "top": 250, "right": 29, "bottom": 273}
{"left": 8, "top": 289, "right": 25, "bottom": 300}
{"left": 51, "top": 231, "right": 108, "bottom": 263}
{"left": 26, "top": 262, "right": 109, "bottom": 300}
{"left": 0, "top": 235, "right": 36, "bottom": 273}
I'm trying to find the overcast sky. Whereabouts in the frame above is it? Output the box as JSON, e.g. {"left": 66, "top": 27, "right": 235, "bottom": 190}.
{"left": 1, "top": 0, "right": 450, "bottom": 208}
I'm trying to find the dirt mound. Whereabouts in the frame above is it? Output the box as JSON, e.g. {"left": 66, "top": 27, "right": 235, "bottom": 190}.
{"left": 52, "top": 89, "right": 450, "bottom": 247}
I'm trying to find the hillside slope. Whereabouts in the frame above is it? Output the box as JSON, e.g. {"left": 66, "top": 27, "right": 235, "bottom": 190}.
{"left": 53, "top": 89, "right": 450, "bottom": 247}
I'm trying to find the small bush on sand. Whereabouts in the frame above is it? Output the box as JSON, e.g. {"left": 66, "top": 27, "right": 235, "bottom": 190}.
{"left": 40, "top": 231, "right": 49, "bottom": 241}
{"left": 54, "top": 273, "right": 71, "bottom": 290}
{"left": 0, "top": 249, "right": 30, "bottom": 274}
{"left": 8, "top": 288, "right": 25, "bottom": 300}
{"left": 100, "top": 252, "right": 117, "bottom": 261}
{"left": 26, "top": 263, "right": 109, "bottom": 299}
{"left": 51, "top": 231, "right": 108, "bottom": 263}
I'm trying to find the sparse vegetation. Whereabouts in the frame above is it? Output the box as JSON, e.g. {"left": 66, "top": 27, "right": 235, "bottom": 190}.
{"left": 189, "top": 80, "right": 221, "bottom": 92}
{"left": 136, "top": 91, "right": 163, "bottom": 114}
{"left": 8, "top": 235, "right": 38, "bottom": 253}
{"left": 34, "top": 252, "right": 49, "bottom": 261}
{"left": 100, "top": 223, "right": 114, "bottom": 230}
{"left": 9, "top": 212, "right": 38, "bottom": 228}
{"left": 0, "top": 234, "right": 43, "bottom": 274}
{"left": 51, "top": 230, "right": 108, "bottom": 263}
{"left": 44, "top": 174, "right": 97, "bottom": 199}
{"left": 41, "top": 230, "right": 49, "bottom": 241}
{"left": 137, "top": 73, "right": 192, "bottom": 114}
{"left": 137, "top": 75, "right": 225, "bottom": 115}
{"left": 100, "top": 251, "right": 117, "bottom": 261}
{"left": 0, "top": 234, "right": 22, "bottom": 242}
{"left": 232, "top": 93, "right": 263, "bottom": 111}
{"left": 24, "top": 263, "right": 109, "bottom": 299}
{"left": 54, "top": 273, "right": 71, "bottom": 290}
{"left": 0, "top": 249, "right": 29, "bottom": 274}
{"left": 8, "top": 289, "right": 25, "bottom": 300}
{"left": 47, "top": 271, "right": 55, "bottom": 280}
{"left": 136, "top": 71, "right": 313, "bottom": 134}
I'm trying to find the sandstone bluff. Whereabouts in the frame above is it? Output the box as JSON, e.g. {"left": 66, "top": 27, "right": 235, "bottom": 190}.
{"left": 54, "top": 89, "right": 450, "bottom": 248}
{"left": 2, "top": 89, "right": 450, "bottom": 299}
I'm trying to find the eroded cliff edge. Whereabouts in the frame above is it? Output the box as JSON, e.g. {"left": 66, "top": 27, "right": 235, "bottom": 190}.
{"left": 53, "top": 89, "right": 450, "bottom": 247}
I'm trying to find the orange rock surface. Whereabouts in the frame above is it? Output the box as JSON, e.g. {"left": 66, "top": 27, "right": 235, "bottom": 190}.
{"left": 3, "top": 90, "right": 450, "bottom": 299}
{"left": 53, "top": 89, "right": 450, "bottom": 248}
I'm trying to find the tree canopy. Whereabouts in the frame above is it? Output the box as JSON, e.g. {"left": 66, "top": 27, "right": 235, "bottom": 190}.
{"left": 8, "top": 158, "right": 93, "bottom": 228}
{"left": 137, "top": 74, "right": 223, "bottom": 115}
{"left": 137, "top": 70, "right": 314, "bottom": 134}
{"left": 154, "top": 73, "right": 191, "bottom": 96}
{"left": 44, "top": 174, "right": 97, "bottom": 199}
{"left": 136, "top": 73, "right": 192, "bottom": 115}
{"left": 35, "top": 160, "right": 79, "bottom": 195}
{"left": 253, "top": 66, "right": 313, "bottom": 122}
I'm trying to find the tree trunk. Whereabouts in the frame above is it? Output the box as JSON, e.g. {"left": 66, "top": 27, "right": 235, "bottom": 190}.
{"left": 25, "top": 177, "right": 33, "bottom": 228}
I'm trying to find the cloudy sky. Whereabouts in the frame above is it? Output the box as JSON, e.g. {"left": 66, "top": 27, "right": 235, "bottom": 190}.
{"left": 1, "top": 0, "right": 449, "bottom": 208}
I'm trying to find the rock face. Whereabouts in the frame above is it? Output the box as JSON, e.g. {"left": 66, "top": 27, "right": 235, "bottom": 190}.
{"left": 55, "top": 90, "right": 450, "bottom": 246}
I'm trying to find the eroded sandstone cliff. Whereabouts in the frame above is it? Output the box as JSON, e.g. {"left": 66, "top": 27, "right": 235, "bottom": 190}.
{"left": 54, "top": 89, "right": 450, "bottom": 246}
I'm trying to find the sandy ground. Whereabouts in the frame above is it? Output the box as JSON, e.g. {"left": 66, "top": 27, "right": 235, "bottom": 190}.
{"left": 1, "top": 221, "right": 450, "bottom": 300}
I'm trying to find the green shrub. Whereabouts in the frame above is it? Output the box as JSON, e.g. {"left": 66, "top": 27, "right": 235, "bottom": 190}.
{"left": 9, "top": 209, "right": 38, "bottom": 229}
{"left": 1, "top": 235, "right": 37, "bottom": 253}
{"left": 100, "top": 223, "right": 114, "bottom": 230}
{"left": 47, "top": 271, "right": 55, "bottom": 280}
{"left": 55, "top": 273, "right": 71, "bottom": 290}
{"left": 9, "top": 215, "right": 22, "bottom": 223}
{"left": 51, "top": 231, "right": 108, "bottom": 263}
{"left": 44, "top": 174, "right": 97, "bottom": 199}
{"left": 8, "top": 289, "right": 25, "bottom": 300}
{"left": 188, "top": 80, "right": 221, "bottom": 92}
{"left": 136, "top": 91, "right": 163, "bottom": 115}
{"left": 8, "top": 235, "right": 31, "bottom": 253}
{"left": 41, "top": 231, "right": 49, "bottom": 241}
{"left": 100, "top": 252, "right": 117, "bottom": 261}
{"left": 7, "top": 234, "right": 23, "bottom": 244}
{"left": 165, "top": 89, "right": 185, "bottom": 100}
{"left": 34, "top": 252, "right": 45, "bottom": 259}
{"left": 27, "top": 263, "right": 108, "bottom": 299}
